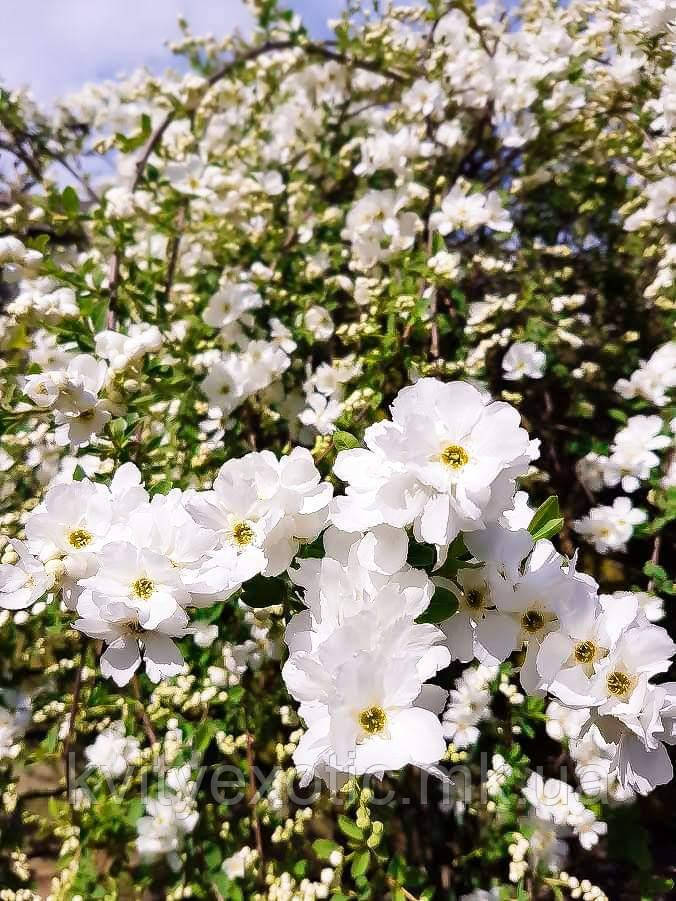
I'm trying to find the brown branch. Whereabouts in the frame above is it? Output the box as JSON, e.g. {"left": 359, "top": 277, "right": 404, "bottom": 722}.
{"left": 46, "top": 152, "right": 100, "bottom": 203}
{"left": 107, "top": 252, "right": 121, "bottom": 324}
{"left": 131, "top": 40, "right": 407, "bottom": 193}
{"left": 163, "top": 205, "right": 186, "bottom": 306}
{"left": 63, "top": 638, "right": 89, "bottom": 805}
{"left": 387, "top": 877, "right": 420, "bottom": 900}
{"left": 131, "top": 675, "right": 157, "bottom": 746}
{"left": 245, "top": 731, "right": 264, "bottom": 870}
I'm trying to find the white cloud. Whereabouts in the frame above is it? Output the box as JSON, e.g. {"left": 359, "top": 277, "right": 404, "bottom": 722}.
{"left": 0, "top": 0, "right": 253, "bottom": 101}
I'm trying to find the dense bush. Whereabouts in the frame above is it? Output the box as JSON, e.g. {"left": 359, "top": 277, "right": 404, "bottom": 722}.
{"left": 0, "top": 1, "right": 674, "bottom": 898}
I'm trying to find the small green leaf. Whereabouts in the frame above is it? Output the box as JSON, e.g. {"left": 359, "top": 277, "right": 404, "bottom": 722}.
{"left": 337, "top": 814, "right": 364, "bottom": 842}
{"left": 62, "top": 186, "right": 80, "bottom": 215}
{"left": 108, "top": 417, "right": 127, "bottom": 443}
{"left": 204, "top": 842, "right": 222, "bottom": 870}
{"left": 351, "top": 850, "right": 370, "bottom": 878}
{"left": 528, "top": 496, "right": 560, "bottom": 537}
{"left": 417, "top": 584, "right": 458, "bottom": 624}
{"left": 530, "top": 517, "right": 564, "bottom": 542}
{"left": 313, "top": 839, "right": 340, "bottom": 860}
{"left": 333, "top": 430, "right": 361, "bottom": 452}
{"left": 406, "top": 540, "right": 436, "bottom": 569}
{"left": 240, "top": 574, "right": 287, "bottom": 609}
{"left": 151, "top": 479, "right": 173, "bottom": 495}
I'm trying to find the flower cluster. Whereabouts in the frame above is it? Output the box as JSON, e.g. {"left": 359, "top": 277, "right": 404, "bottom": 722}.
{"left": 0, "top": 0, "right": 674, "bottom": 896}
{"left": 1, "top": 450, "right": 331, "bottom": 684}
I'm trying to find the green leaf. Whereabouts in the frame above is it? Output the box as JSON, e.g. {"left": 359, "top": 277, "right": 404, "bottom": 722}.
{"left": 527, "top": 496, "right": 560, "bottom": 536}
{"left": 416, "top": 585, "right": 458, "bottom": 624}
{"left": 333, "top": 430, "right": 361, "bottom": 452}
{"left": 108, "top": 417, "right": 127, "bottom": 443}
{"left": 204, "top": 842, "right": 222, "bottom": 870}
{"left": 240, "top": 574, "right": 287, "bottom": 609}
{"left": 351, "top": 850, "right": 370, "bottom": 878}
{"left": 406, "top": 540, "right": 436, "bottom": 570}
{"left": 42, "top": 724, "right": 60, "bottom": 753}
{"left": 72, "top": 464, "right": 86, "bottom": 482}
{"left": 62, "top": 186, "right": 80, "bottom": 215}
{"left": 194, "top": 720, "right": 217, "bottom": 753}
{"left": 530, "top": 517, "right": 564, "bottom": 542}
{"left": 337, "top": 814, "right": 364, "bottom": 842}
{"left": 151, "top": 479, "right": 173, "bottom": 495}
{"left": 313, "top": 839, "right": 340, "bottom": 860}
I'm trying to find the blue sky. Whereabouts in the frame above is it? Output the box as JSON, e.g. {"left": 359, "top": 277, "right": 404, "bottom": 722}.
{"left": 0, "top": 0, "right": 347, "bottom": 102}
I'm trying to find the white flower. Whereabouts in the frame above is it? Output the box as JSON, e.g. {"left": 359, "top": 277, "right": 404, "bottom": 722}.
{"left": 430, "top": 182, "right": 512, "bottom": 235}
{"left": 615, "top": 341, "right": 676, "bottom": 406}
{"left": 442, "top": 665, "right": 496, "bottom": 748}
{"left": 79, "top": 541, "right": 191, "bottom": 627}
{"left": 332, "top": 379, "right": 532, "bottom": 552}
{"left": 293, "top": 651, "right": 447, "bottom": 784}
{"left": 0, "top": 540, "right": 54, "bottom": 609}
{"left": 25, "top": 479, "right": 114, "bottom": 580}
{"left": 74, "top": 588, "right": 188, "bottom": 686}
{"left": 303, "top": 305, "right": 334, "bottom": 341}
{"left": 186, "top": 448, "right": 332, "bottom": 577}
{"left": 602, "top": 415, "right": 671, "bottom": 492}
{"left": 502, "top": 342, "right": 546, "bottom": 380}
{"left": 136, "top": 792, "right": 198, "bottom": 865}
{"left": 203, "top": 280, "right": 262, "bottom": 329}
{"left": 544, "top": 701, "right": 589, "bottom": 743}
{"left": 573, "top": 497, "right": 647, "bottom": 553}
{"left": 192, "top": 621, "right": 219, "bottom": 648}
{"left": 299, "top": 392, "right": 342, "bottom": 435}
{"left": 342, "top": 188, "right": 423, "bottom": 269}
{"left": 284, "top": 527, "right": 449, "bottom": 785}
{"left": 499, "top": 490, "right": 534, "bottom": 530}
{"left": 94, "top": 324, "right": 162, "bottom": 372}
{"left": 85, "top": 722, "right": 140, "bottom": 777}
{"left": 223, "top": 846, "right": 258, "bottom": 880}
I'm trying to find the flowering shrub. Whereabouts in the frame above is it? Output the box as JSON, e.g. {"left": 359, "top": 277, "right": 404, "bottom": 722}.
{"left": 0, "top": 0, "right": 675, "bottom": 898}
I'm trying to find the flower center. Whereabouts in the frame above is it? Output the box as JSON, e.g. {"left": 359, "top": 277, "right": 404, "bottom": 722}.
{"left": 232, "top": 521, "right": 254, "bottom": 546}
{"left": 466, "top": 588, "right": 484, "bottom": 609}
{"left": 358, "top": 705, "right": 387, "bottom": 735}
{"left": 441, "top": 444, "right": 469, "bottom": 469}
{"left": 574, "top": 640, "right": 596, "bottom": 664}
{"left": 68, "top": 528, "right": 93, "bottom": 549}
{"left": 133, "top": 577, "right": 155, "bottom": 600}
{"left": 606, "top": 670, "right": 632, "bottom": 698}
{"left": 127, "top": 620, "right": 144, "bottom": 634}
{"left": 521, "top": 609, "right": 545, "bottom": 633}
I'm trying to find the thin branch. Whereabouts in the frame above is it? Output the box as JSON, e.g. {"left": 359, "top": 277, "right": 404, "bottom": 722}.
{"left": 63, "top": 638, "right": 89, "bottom": 804}
{"left": 245, "top": 731, "right": 265, "bottom": 869}
{"left": 19, "top": 786, "right": 66, "bottom": 802}
{"left": 131, "top": 39, "right": 407, "bottom": 193}
{"left": 46, "top": 152, "right": 100, "bottom": 203}
{"left": 131, "top": 675, "right": 157, "bottom": 746}
{"left": 387, "top": 877, "right": 420, "bottom": 901}
{"left": 163, "top": 204, "right": 186, "bottom": 307}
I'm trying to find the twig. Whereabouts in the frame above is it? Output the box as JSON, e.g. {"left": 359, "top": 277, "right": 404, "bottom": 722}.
{"left": 245, "top": 731, "right": 264, "bottom": 869}
{"left": 131, "top": 675, "right": 157, "bottom": 746}
{"left": 386, "top": 877, "right": 420, "bottom": 900}
{"left": 19, "top": 786, "right": 66, "bottom": 802}
{"left": 107, "top": 252, "right": 121, "bottom": 324}
{"left": 63, "top": 638, "right": 89, "bottom": 804}
{"left": 163, "top": 204, "right": 186, "bottom": 308}
{"left": 647, "top": 534, "right": 662, "bottom": 593}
